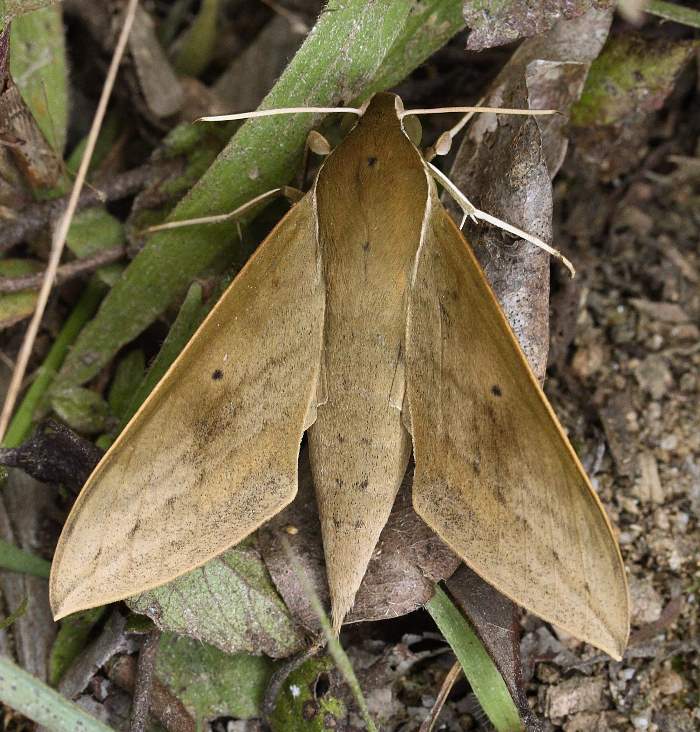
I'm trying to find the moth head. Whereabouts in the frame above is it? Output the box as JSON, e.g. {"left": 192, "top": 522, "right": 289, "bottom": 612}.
{"left": 359, "top": 92, "right": 423, "bottom": 147}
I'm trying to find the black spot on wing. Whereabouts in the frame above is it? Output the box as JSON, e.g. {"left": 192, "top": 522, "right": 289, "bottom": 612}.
{"left": 491, "top": 384, "right": 502, "bottom": 397}
{"left": 212, "top": 369, "right": 223, "bottom": 381}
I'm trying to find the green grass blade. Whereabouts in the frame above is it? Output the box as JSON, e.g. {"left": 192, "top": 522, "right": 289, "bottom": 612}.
{"left": 57, "top": 0, "right": 464, "bottom": 389}
{"left": 2, "top": 278, "right": 105, "bottom": 449}
{"left": 0, "top": 538, "right": 51, "bottom": 577}
{"left": 0, "top": 655, "right": 115, "bottom": 731}
{"left": 425, "top": 586, "right": 522, "bottom": 732}
{"left": 646, "top": 0, "right": 700, "bottom": 28}
{"left": 0, "top": 597, "right": 28, "bottom": 630}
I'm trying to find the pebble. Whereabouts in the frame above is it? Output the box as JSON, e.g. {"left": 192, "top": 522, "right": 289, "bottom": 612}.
{"left": 634, "top": 451, "right": 665, "bottom": 504}
{"left": 660, "top": 434, "right": 678, "bottom": 451}
{"left": 631, "top": 710, "right": 652, "bottom": 730}
{"left": 628, "top": 575, "right": 663, "bottom": 625}
{"left": 544, "top": 676, "right": 607, "bottom": 718}
{"left": 656, "top": 669, "right": 684, "bottom": 695}
{"left": 635, "top": 356, "right": 674, "bottom": 399}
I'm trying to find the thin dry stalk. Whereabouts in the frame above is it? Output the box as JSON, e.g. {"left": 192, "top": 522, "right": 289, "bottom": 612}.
{"left": 0, "top": 247, "right": 125, "bottom": 293}
{"left": 418, "top": 660, "right": 462, "bottom": 732}
{"left": 0, "top": 0, "right": 140, "bottom": 441}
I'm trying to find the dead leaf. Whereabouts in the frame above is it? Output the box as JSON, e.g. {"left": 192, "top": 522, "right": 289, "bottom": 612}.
{"left": 463, "top": 0, "right": 610, "bottom": 51}
{"left": 447, "top": 6, "right": 613, "bottom": 380}
{"left": 0, "top": 419, "right": 103, "bottom": 491}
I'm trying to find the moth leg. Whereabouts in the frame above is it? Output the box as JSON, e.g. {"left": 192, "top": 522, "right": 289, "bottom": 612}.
{"left": 426, "top": 161, "right": 576, "bottom": 278}
{"left": 423, "top": 98, "right": 485, "bottom": 162}
{"left": 143, "top": 185, "right": 304, "bottom": 235}
{"left": 296, "top": 130, "right": 332, "bottom": 189}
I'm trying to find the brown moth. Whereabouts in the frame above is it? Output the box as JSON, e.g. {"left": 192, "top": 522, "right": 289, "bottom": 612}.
{"left": 50, "top": 93, "right": 629, "bottom": 659}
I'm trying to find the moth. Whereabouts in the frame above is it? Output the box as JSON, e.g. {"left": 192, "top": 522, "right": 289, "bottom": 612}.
{"left": 50, "top": 92, "right": 629, "bottom": 660}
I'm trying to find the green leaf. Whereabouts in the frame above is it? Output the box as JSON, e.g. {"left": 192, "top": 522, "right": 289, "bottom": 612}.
{"left": 49, "top": 607, "right": 106, "bottom": 686}
{"left": 0, "top": 258, "right": 42, "bottom": 330}
{"left": 57, "top": 0, "right": 465, "bottom": 389}
{"left": 571, "top": 35, "right": 699, "bottom": 127}
{"left": 646, "top": 1, "right": 700, "bottom": 29}
{"left": 269, "top": 655, "right": 347, "bottom": 732}
{"left": 172, "top": 0, "right": 219, "bottom": 77}
{"left": 426, "top": 587, "right": 522, "bottom": 732}
{"left": 66, "top": 207, "right": 126, "bottom": 259}
{"left": 65, "top": 113, "right": 121, "bottom": 177}
{"left": 0, "top": 538, "right": 51, "bottom": 577}
{"left": 51, "top": 386, "right": 112, "bottom": 434}
{"left": 0, "top": 654, "right": 114, "bottom": 732}
{"left": 156, "top": 632, "right": 274, "bottom": 725}
{"left": 9, "top": 4, "right": 68, "bottom": 155}
{"left": 108, "top": 350, "right": 146, "bottom": 421}
{"left": 127, "top": 541, "right": 303, "bottom": 658}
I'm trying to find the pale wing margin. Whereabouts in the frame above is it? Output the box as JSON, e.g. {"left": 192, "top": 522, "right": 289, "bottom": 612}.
{"left": 406, "top": 184, "right": 629, "bottom": 659}
{"left": 50, "top": 192, "right": 325, "bottom": 620}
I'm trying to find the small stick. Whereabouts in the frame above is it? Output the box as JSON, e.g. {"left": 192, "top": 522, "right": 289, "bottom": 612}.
{"left": 109, "top": 654, "right": 195, "bottom": 732}
{"left": 0, "top": 0, "right": 140, "bottom": 442}
{"left": 1, "top": 159, "right": 182, "bottom": 253}
{"left": 0, "top": 246, "right": 125, "bottom": 293}
{"left": 419, "top": 660, "right": 462, "bottom": 732}
{"left": 130, "top": 629, "right": 161, "bottom": 732}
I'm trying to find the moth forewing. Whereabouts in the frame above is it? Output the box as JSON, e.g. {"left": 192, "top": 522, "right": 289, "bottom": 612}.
{"left": 49, "top": 192, "right": 325, "bottom": 620}
{"left": 405, "top": 180, "right": 629, "bottom": 660}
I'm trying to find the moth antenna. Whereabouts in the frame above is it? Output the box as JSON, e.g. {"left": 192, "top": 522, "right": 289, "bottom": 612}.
{"left": 143, "top": 186, "right": 304, "bottom": 235}
{"left": 197, "top": 106, "right": 363, "bottom": 123}
{"left": 402, "top": 105, "right": 561, "bottom": 119}
{"left": 427, "top": 161, "right": 576, "bottom": 278}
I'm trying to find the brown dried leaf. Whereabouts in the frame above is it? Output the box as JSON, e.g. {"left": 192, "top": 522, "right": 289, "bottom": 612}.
{"left": 212, "top": 15, "right": 307, "bottom": 115}
{"left": 447, "top": 6, "right": 612, "bottom": 380}
{"left": 259, "top": 448, "right": 460, "bottom": 631}
{"left": 0, "top": 470, "right": 56, "bottom": 680}
{"left": 128, "top": 5, "right": 184, "bottom": 119}
{"left": 462, "top": 0, "right": 610, "bottom": 51}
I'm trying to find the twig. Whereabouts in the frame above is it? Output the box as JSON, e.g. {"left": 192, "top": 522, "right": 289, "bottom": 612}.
{"left": 0, "top": 247, "right": 125, "bottom": 293}
{"left": 109, "top": 654, "right": 195, "bottom": 732}
{"left": 419, "top": 660, "right": 462, "bottom": 732}
{"left": 1, "top": 158, "right": 181, "bottom": 253}
{"left": 0, "top": 0, "right": 140, "bottom": 443}
{"left": 58, "top": 612, "right": 129, "bottom": 700}
{"left": 130, "top": 629, "right": 161, "bottom": 732}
